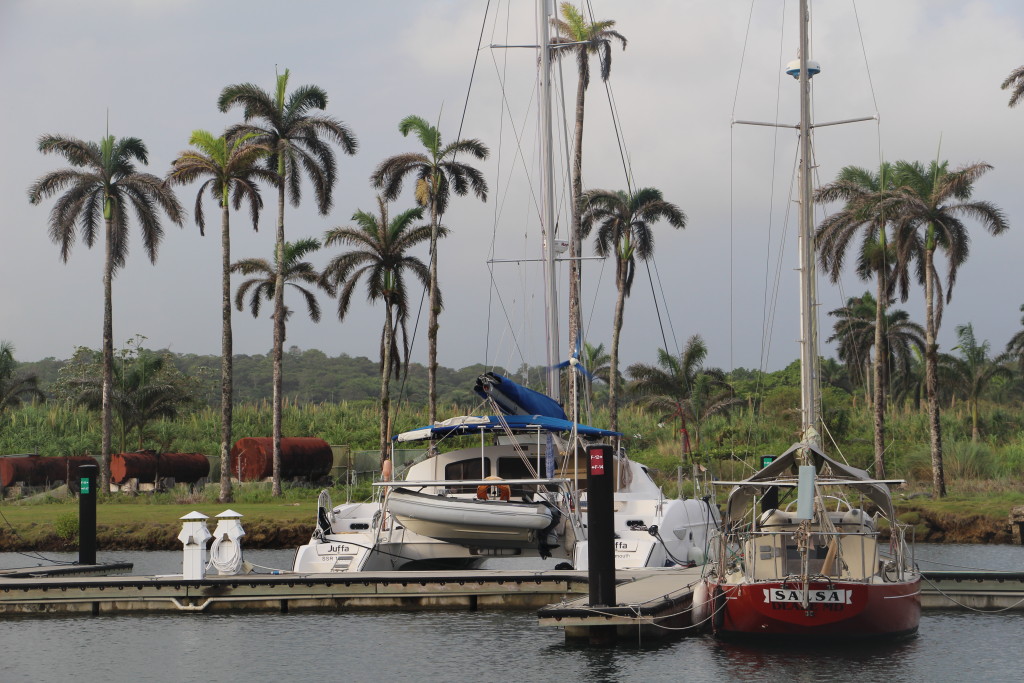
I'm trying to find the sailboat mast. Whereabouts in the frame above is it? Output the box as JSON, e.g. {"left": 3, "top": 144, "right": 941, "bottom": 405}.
{"left": 797, "top": 0, "right": 819, "bottom": 444}
{"left": 539, "top": 0, "right": 561, "bottom": 401}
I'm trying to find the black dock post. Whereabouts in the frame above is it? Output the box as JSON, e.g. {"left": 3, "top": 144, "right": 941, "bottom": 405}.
{"left": 78, "top": 463, "right": 97, "bottom": 565}
{"left": 587, "top": 444, "right": 616, "bottom": 605}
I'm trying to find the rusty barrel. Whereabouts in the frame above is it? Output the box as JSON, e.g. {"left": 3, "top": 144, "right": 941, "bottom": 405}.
{"left": 230, "top": 437, "right": 333, "bottom": 481}
{"left": 1, "top": 455, "right": 99, "bottom": 487}
{"left": 110, "top": 451, "right": 210, "bottom": 485}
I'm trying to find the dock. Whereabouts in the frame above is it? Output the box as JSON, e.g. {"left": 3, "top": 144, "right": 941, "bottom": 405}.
{"left": 921, "top": 571, "right": 1024, "bottom": 610}
{"left": 0, "top": 568, "right": 592, "bottom": 616}
{"left": 2, "top": 565, "right": 1022, "bottom": 622}
{"left": 538, "top": 567, "right": 703, "bottom": 641}
{"left": 0, "top": 563, "right": 133, "bottom": 580}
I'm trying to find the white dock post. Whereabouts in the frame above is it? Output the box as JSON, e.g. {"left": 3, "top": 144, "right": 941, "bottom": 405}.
{"left": 178, "top": 511, "right": 211, "bottom": 580}
{"left": 208, "top": 509, "right": 246, "bottom": 575}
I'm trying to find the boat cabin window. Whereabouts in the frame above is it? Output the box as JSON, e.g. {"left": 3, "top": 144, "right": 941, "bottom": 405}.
{"left": 445, "top": 459, "right": 491, "bottom": 494}
{"left": 498, "top": 456, "right": 541, "bottom": 498}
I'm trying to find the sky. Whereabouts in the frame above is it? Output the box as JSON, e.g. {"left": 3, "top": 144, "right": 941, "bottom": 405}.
{"left": 2, "top": 0, "right": 1023, "bottom": 381}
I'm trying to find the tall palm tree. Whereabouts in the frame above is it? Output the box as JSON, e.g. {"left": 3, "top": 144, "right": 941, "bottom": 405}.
{"left": 167, "top": 130, "right": 275, "bottom": 503}
{"left": 371, "top": 115, "right": 488, "bottom": 428}
{"left": 27, "top": 134, "right": 184, "bottom": 490}
{"left": 0, "top": 341, "right": 44, "bottom": 411}
{"left": 627, "top": 335, "right": 739, "bottom": 458}
{"left": 549, "top": 3, "right": 627, "bottom": 356}
{"left": 1001, "top": 66, "right": 1024, "bottom": 107}
{"left": 816, "top": 163, "right": 902, "bottom": 477}
{"left": 890, "top": 159, "right": 1009, "bottom": 497}
{"left": 581, "top": 187, "right": 685, "bottom": 432}
{"left": 233, "top": 238, "right": 327, "bottom": 493}
{"left": 219, "top": 69, "right": 357, "bottom": 496}
{"left": 948, "top": 323, "right": 1012, "bottom": 442}
{"left": 321, "top": 197, "right": 435, "bottom": 460}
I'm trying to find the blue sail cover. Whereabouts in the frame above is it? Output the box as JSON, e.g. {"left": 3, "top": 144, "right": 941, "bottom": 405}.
{"left": 474, "top": 372, "right": 567, "bottom": 420}
{"left": 393, "top": 414, "right": 620, "bottom": 442}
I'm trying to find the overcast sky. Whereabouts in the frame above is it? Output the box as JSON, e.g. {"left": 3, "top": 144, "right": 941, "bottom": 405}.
{"left": 2, "top": 1, "right": 1023, "bottom": 380}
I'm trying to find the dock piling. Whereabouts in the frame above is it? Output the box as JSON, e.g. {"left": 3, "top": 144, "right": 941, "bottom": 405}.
{"left": 78, "top": 464, "right": 97, "bottom": 565}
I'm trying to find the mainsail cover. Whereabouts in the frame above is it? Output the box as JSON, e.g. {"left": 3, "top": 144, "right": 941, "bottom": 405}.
{"left": 474, "top": 372, "right": 567, "bottom": 420}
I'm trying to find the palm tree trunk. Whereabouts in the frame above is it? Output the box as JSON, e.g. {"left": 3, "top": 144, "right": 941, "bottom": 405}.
{"left": 568, "top": 74, "right": 586, "bottom": 368}
{"left": 380, "top": 304, "right": 394, "bottom": 464}
{"left": 100, "top": 215, "right": 114, "bottom": 493}
{"left": 924, "top": 245, "right": 945, "bottom": 497}
{"left": 872, "top": 268, "right": 886, "bottom": 478}
{"left": 427, "top": 196, "right": 439, "bottom": 431}
{"left": 219, "top": 200, "right": 233, "bottom": 503}
{"left": 971, "top": 400, "right": 979, "bottom": 442}
{"left": 609, "top": 264, "right": 626, "bottom": 433}
{"left": 271, "top": 178, "right": 285, "bottom": 497}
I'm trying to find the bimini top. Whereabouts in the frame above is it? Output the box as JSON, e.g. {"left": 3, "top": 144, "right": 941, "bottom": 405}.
{"left": 393, "top": 414, "right": 621, "bottom": 443}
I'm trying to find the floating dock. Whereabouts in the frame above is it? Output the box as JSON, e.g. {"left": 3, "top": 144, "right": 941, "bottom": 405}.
{"left": 0, "top": 568, "right": 592, "bottom": 616}
{"left": 2, "top": 566, "right": 1021, "bottom": 621}
{"left": 921, "top": 571, "right": 1024, "bottom": 610}
{"left": 537, "top": 567, "right": 704, "bottom": 641}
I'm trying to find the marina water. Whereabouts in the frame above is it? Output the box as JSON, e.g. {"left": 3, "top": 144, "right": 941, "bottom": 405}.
{"left": 2, "top": 545, "right": 1021, "bottom": 682}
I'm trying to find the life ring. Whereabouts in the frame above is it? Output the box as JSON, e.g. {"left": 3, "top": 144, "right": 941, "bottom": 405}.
{"left": 476, "top": 476, "right": 511, "bottom": 502}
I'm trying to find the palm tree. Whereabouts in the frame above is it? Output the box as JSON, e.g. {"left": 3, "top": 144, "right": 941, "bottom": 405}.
{"left": 827, "top": 293, "right": 877, "bottom": 401}
{"left": 0, "top": 342, "right": 44, "bottom": 411}
{"left": 549, "top": 3, "right": 627, "bottom": 355}
{"left": 63, "top": 346, "right": 197, "bottom": 452}
{"left": 816, "top": 163, "right": 902, "bottom": 477}
{"left": 233, "top": 238, "right": 326, "bottom": 328}
{"left": 827, "top": 293, "right": 925, "bottom": 396}
{"left": 581, "top": 341, "right": 611, "bottom": 404}
{"left": 948, "top": 323, "right": 1012, "bottom": 442}
{"left": 219, "top": 69, "right": 357, "bottom": 496}
{"left": 321, "top": 197, "right": 435, "bottom": 461}
{"left": 890, "top": 159, "right": 1009, "bottom": 497}
{"left": 27, "top": 134, "right": 184, "bottom": 490}
{"left": 626, "top": 335, "right": 739, "bottom": 458}
{"left": 371, "top": 115, "right": 488, "bottom": 428}
{"left": 581, "top": 187, "right": 686, "bottom": 432}
{"left": 167, "top": 130, "right": 275, "bottom": 503}
{"left": 1001, "top": 66, "right": 1024, "bottom": 107}
{"left": 233, "top": 238, "right": 327, "bottom": 493}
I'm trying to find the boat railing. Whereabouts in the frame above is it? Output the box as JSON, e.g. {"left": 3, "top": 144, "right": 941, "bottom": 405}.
{"left": 722, "top": 528, "right": 916, "bottom": 583}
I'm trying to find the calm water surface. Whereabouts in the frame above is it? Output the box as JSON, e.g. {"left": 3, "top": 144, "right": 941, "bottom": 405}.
{"left": 1, "top": 545, "right": 1021, "bottom": 682}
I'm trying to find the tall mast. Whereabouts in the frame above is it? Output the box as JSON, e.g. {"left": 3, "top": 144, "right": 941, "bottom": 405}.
{"left": 794, "top": 0, "right": 819, "bottom": 446}
{"left": 539, "top": 0, "right": 561, "bottom": 401}
{"left": 796, "top": 0, "right": 819, "bottom": 445}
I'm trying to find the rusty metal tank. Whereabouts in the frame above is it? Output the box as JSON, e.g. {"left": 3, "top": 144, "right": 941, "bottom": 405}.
{"left": 230, "top": 437, "right": 333, "bottom": 481}
{"left": 109, "top": 451, "right": 210, "bottom": 485}
{"left": 0, "top": 454, "right": 99, "bottom": 487}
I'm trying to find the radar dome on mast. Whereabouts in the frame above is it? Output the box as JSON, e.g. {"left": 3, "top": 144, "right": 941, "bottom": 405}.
{"left": 785, "top": 59, "right": 821, "bottom": 79}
